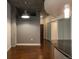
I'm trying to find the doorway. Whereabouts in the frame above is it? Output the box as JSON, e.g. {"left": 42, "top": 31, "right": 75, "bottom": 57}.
{"left": 40, "top": 24, "right": 44, "bottom": 47}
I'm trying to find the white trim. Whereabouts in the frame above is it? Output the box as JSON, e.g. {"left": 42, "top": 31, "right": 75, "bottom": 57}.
{"left": 16, "top": 43, "right": 40, "bottom": 46}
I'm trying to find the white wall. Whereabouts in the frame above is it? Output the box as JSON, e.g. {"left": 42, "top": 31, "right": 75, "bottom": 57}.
{"left": 51, "top": 21, "right": 58, "bottom": 46}
{"left": 51, "top": 21, "right": 58, "bottom": 40}
{"left": 11, "top": 6, "right": 17, "bottom": 47}
{"left": 7, "top": 2, "right": 11, "bottom": 51}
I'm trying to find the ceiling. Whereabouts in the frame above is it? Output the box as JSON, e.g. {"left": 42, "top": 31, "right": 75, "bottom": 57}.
{"left": 8, "top": 0, "right": 45, "bottom": 17}
{"left": 8, "top": 0, "right": 71, "bottom": 18}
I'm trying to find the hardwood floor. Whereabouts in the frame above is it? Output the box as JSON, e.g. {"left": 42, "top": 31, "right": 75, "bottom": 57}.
{"left": 7, "top": 41, "right": 54, "bottom": 59}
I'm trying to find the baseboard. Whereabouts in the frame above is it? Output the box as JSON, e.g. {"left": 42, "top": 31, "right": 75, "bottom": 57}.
{"left": 7, "top": 46, "right": 11, "bottom": 52}
{"left": 16, "top": 43, "right": 40, "bottom": 46}
{"left": 7, "top": 47, "right": 11, "bottom": 53}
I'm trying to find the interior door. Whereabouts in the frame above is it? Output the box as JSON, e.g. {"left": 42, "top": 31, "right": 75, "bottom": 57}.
{"left": 40, "top": 24, "right": 44, "bottom": 46}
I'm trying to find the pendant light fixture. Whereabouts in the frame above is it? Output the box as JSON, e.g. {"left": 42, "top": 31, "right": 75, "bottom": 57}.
{"left": 21, "top": 1, "right": 30, "bottom": 19}
{"left": 21, "top": 10, "right": 30, "bottom": 19}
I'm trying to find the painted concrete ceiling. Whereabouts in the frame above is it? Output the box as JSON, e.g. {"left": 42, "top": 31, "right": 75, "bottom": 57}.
{"left": 8, "top": 0, "right": 44, "bottom": 11}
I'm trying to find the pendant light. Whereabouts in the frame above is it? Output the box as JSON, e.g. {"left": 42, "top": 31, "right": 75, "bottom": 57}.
{"left": 21, "top": 10, "right": 30, "bottom": 19}
{"left": 21, "top": 1, "right": 30, "bottom": 19}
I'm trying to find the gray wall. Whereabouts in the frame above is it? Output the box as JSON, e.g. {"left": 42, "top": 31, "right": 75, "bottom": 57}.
{"left": 7, "top": 2, "right": 11, "bottom": 51}
{"left": 11, "top": 6, "right": 17, "bottom": 47}
{"left": 58, "top": 18, "right": 71, "bottom": 40}
{"left": 17, "top": 16, "right": 40, "bottom": 44}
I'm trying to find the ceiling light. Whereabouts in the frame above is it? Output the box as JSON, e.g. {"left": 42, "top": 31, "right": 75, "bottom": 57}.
{"left": 40, "top": 15, "right": 43, "bottom": 18}
{"left": 64, "top": 4, "right": 70, "bottom": 18}
{"left": 21, "top": 10, "right": 30, "bottom": 19}
{"left": 21, "top": 15, "right": 30, "bottom": 19}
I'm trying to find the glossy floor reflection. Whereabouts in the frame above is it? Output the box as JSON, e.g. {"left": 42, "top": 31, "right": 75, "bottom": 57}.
{"left": 7, "top": 41, "right": 54, "bottom": 59}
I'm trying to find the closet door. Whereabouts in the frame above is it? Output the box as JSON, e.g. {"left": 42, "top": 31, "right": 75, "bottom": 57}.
{"left": 58, "top": 18, "right": 71, "bottom": 56}
{"left": 58, "top": 18, "right": 71, "bottom": 40}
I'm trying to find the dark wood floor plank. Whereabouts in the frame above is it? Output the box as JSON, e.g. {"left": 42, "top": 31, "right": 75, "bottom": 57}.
{"left": 7, "top": 41, "right": 54, "bottom": 59}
